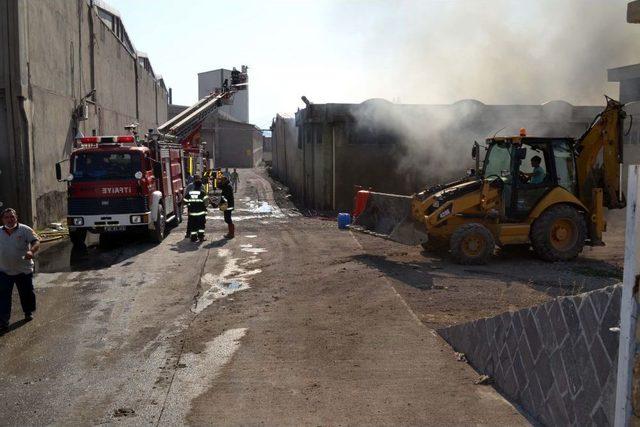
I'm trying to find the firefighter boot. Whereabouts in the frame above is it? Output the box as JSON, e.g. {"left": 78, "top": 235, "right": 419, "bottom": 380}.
{"left": 190, "top": 233, "right": 198, "bottom": 242}
{"left": 224, "top": 223, "right": 235, "bottom": 239}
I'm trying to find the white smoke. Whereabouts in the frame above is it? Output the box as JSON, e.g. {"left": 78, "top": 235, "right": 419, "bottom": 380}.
{"left": 342, "top": 0, "right": 638, "bottom": 188}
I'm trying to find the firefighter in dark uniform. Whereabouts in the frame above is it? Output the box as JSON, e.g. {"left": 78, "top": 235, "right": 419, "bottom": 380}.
{"left": 218, "top": 176, "right": 235, "bottom": 239}
{"left": 202, "top": 168, "right": 213, "bottom": 193}
{"left": 184, "top": 175, "right": 208, "bottom": 242}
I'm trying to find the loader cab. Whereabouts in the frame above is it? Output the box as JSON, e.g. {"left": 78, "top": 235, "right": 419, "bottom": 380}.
{"left": 483, "top": 137, "right": 577, "bottom": 220}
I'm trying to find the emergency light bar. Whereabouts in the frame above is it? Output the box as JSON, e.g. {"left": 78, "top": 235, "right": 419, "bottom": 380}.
{"left": 77, "top": 136, "right": 135, "bottom": 144}
{"left": 74, "top": 135, "right": 137, "bottom": 148}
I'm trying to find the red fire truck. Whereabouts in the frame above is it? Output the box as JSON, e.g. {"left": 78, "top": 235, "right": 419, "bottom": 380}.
{"left": 57, "top": 66, "right": 248, "bottom": 246}
{"left": 56, "top": 134, "right": 187, "bottom": 245}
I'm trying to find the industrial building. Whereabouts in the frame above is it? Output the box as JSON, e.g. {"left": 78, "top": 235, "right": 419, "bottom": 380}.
{"left": 202, "top": 111, "right": 263, "bottom": 168}
{"left": 271, "top": 99, "right": 610, "bottom": 212}
{"left": 271, "top": 113, "right": 302, "bottom": 200}
{"left": 198, "top": 67, "right": 249, "bottom": 123}
{"left": 0, "top": 0, "right": 169, "bottom": 226}
{"left": 608, "top": 1, "right": 640, "bottom": 104}
{"left": 167, "top": 106, "right": 263, "bottom": 169}
{"left": 169, "top": 66, "right": 260, "bottom": 169}
{"left": 262, "top": 136, "right": 272, "bottom": 165}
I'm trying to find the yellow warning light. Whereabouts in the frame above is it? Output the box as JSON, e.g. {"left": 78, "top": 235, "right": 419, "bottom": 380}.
{"left": 519, "top": 128, "right": 527, "bottom": 137}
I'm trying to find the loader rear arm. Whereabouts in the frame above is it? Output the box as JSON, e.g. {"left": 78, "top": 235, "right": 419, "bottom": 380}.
{"left": 575, "top": 97, "right": 626, "bottom": 209}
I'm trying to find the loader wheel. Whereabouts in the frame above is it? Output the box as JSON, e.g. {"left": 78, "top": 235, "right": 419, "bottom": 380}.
{"left": 450, "top": 223, "right": 495, "bottom": 265}
{"left": 531, "top": 205, "right": 586, "bottom": 262}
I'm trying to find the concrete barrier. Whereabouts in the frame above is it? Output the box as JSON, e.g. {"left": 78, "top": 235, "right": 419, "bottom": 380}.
{"left": 438, "top": 284, "right": 622, "bottom": 426}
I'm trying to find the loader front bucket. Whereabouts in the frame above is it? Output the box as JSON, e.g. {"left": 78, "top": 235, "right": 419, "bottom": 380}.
{"left": 351, "top": 190, "right": 428, "bottom": 246}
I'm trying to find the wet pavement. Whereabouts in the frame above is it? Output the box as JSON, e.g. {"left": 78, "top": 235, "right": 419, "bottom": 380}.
{"left": 0, "top": 168, "right": 527, "bottom": 426}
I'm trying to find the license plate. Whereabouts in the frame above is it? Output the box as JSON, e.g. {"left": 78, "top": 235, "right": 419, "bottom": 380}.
{"left": 104, "top": 226, "right": 126, "bottom": 232}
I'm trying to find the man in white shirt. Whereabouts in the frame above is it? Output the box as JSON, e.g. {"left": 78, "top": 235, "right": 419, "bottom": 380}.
{"left": 0, "top": 208, "right": 40, "bottom": 333}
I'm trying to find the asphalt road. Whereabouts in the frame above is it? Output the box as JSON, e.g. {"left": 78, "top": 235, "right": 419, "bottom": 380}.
{"left": 0, "top": 168, "right": 526, "bottom": 426}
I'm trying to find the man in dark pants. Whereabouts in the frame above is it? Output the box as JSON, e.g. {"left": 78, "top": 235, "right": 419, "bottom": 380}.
{"left": 184, "top": 175, "right": 209, "bottom": 242}
{"left": 219, "top": 177, "right": 235, "bottom": 239}
{"left": 0, "top": 208, "right": 40, "bottom": 333}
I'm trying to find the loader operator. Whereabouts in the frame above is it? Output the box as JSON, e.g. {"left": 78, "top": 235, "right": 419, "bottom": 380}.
{"left": 522, "top": 155, "right": 546, "bottom": 184}
{"left": 184, "top": 174, "right": 209, "bottom": 242}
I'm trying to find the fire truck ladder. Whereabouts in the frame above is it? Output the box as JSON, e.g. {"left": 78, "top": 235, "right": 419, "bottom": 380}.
{"left": 157, "top": 89, "right": 235, "bottom": 143}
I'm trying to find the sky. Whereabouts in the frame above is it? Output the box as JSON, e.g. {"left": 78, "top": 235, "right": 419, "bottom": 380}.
{"left": 108, "top": 0, "right": 640, "bottom": 129}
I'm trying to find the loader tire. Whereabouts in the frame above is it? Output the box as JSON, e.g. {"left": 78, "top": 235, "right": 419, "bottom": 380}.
{"left": 450, "top": 223, "right": 495, "bottom": 265}
{"left": 531, "top": 205, "right": 586, "bottom": 262}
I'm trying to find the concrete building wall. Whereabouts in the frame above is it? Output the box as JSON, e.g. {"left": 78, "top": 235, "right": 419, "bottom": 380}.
{"left": 270, "top": 114, "right": 303, "bottom": 204}
{"left": 262, "top": 136, "right": 272, "bottom": 164}
{"left": 279, "top": 99, "right": 605, "bottom": 213}
{"left": 195, "top": 113, "right": 262, "bottom": 169}
{"left": 198, "top": 69, "right": 249, "bottom": 123}
{"left": 0, "top": 0, "right": 168, "bottom": 226}
{"left": 209, "top": 120, "right": 262, "bottom": 168}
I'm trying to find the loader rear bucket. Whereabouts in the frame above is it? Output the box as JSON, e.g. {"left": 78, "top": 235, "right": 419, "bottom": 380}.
{"left": 351, "top": 190, "right": 428, "bottom": 246}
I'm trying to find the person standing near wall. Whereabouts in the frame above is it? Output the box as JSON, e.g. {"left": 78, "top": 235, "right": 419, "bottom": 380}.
{"left": 231, "top": 169, "right": 239, "bottom": 193}
{"left": 0, "top": 208, "right": 40, "bottom": 333}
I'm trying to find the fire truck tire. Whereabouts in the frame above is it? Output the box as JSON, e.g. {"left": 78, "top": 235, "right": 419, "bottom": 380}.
{"left": 150, "top": 205, "right": 166, "bottom": 243}
{"left": 69, "top": 229, "right": 86, "bottom": 247}
{"left": 175, "top": 202, "right": 183, "bottom": 224}
{"left": 531, "top": 204, "right": 586, "bottom": 262}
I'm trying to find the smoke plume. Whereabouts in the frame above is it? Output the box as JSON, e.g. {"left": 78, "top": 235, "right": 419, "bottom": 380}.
{"left": 341, "top": 0, "right": 639, "bottom": 188}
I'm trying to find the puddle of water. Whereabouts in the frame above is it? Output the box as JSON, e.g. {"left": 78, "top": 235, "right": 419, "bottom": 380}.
{"left": 225, "top": 281, "right": 244, "bottom": 291}
{"left": 247, "top": 201, "right": 274, "bottom": 213}
{"left": 207, "top": 214, "right": 275, "bottom": 222}
{"left": 193, "top": 272, "right": 251, "bottom": 314}
{"left": 159, "top": 328, "right": 247, "bottom": 425}
{"left": 241, "top": 247, "right": 267, "bottom": 254}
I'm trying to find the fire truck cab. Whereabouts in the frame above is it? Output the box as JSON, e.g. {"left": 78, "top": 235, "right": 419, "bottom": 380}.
{"left": 56, "top": 135, "right": 186, "bottom": 246}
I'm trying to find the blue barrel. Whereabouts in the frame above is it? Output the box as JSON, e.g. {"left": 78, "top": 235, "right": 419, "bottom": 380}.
{"left": 337, "top": 212, "right": 351, "bottom": 229}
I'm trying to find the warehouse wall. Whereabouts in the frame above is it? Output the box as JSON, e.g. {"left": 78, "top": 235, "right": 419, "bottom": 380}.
{"left": 0, "top": 0, "right": 168, "bottom": 227}
{"left": 285, "top": 99, "right": 604, "bottom": 212}
{"left": 270, "top": 114, "right": 303, "bottom": 201}
{"left": 211, "top": 120, "right": 262, "bottom": 168}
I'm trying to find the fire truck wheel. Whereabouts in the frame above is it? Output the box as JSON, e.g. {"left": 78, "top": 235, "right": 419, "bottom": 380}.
{"left": 69, "top": 229, "right": 86, "bottom": 247}
{"left": 150, "top": 205, "right": 166, "bottom": 243}
{"left": 175, "top": 202, "right": 183, "bottom": 224}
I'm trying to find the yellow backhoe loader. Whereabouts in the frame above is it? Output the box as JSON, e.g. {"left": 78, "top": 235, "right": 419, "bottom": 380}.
{"left": 352, "top": 97, "right": 626, "bottom": 264}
